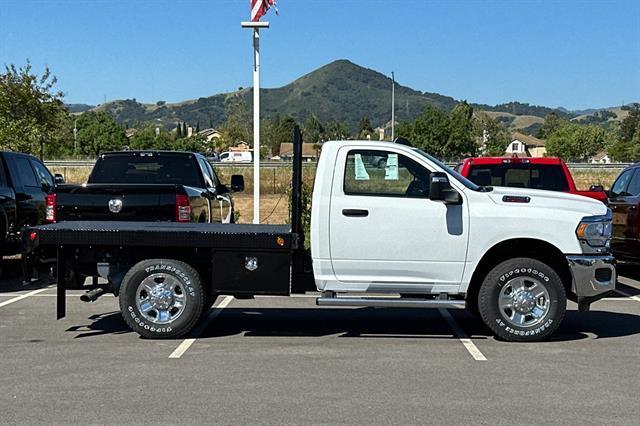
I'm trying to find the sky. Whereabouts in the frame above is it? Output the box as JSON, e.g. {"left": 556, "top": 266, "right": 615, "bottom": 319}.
{"left": 0, "top": 0, "right": 638, "bottom": 110}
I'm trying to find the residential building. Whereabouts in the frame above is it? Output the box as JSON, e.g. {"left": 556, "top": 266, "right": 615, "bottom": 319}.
{"left": 505, "top": 132, "right": 547, "bottom": 157}
{"left": 279, "top": 143, "right": 320, "bottom": 161}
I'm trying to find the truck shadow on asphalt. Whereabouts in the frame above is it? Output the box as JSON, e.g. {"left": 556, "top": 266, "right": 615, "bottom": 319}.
{"left": 197, "top": 308, "right": 640, "bottom": 343}
{"left": 66, "top": 311, "right": 132, "bottom": 338}
{"left": 66, "top": 307, "right": 640, "bottom": 342}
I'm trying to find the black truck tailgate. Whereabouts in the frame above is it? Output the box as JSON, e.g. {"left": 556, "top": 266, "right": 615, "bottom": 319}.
{"left": 53, "top": 184, "right": 182, "bottom": 222}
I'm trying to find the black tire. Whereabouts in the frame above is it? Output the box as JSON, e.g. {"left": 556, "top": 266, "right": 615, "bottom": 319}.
{"left": 478, "top": 257, "right": 566, "bottom": 342}
{"left": 119, "top": 259, "right": 205, "bottom": 339}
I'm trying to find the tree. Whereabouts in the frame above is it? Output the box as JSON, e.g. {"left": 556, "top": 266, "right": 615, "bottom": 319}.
{"left": 545, "top": 123, "right": 607, "bottom": 161}
{"left": 75, "top": 111, "right": 127, "bottom": 156}
{"left": 446, "top": 101, "right": 475, "bottom": 158}
{"left": 608, "top": 105, "right": 640, "bottom": 161}
{"left": 195, "top": 121, "right": 200, "bottom": 133}
{"left": 620, "top": 105, "right": 640, "bottom": 142}
{"left": 174, "top": 134, "right": 208, "bottom": 152}
{"left": 129, "top": 124, "right": 174, "bottom": 150}
{"left": 396, "top": 106, "right": 450, "bottom": 157}
{"left": 325, "top": 121, "right": 350, "bottom": 140}
{"left": 474, "top": 111, "right": 510, "bottom": 156}
{"left": 302, "top": 114, "right": 325, "bottom": 144}
{"left": 537, "top": 112, "right": 564, "bottom": 139}
{"left": 218, "top": 98, "right": 252, "bottom": 148}
{"left": 176, "top": 122, "right": 182, "bottom": 138}
{"left": 357, "top": 116, "right": 374, "bottom": 139}
{"left": 182, "top": 122, "right": 188, "bottom": 137}
{"left": 263, "top": 114, "right": 297, "bottom": 156}
{"left": 0, "top": 61, "right": 71, "bottom": 158}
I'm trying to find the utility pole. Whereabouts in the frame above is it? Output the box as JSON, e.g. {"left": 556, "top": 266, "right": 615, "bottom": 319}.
{"left": 73, "top": 119, "right": 77, "bottom": 154}
{"left": 241, "top": 20, "right": 269, "bottom": 224}
{"left": 391, "top": 71, "right": 395, "bottom": 141}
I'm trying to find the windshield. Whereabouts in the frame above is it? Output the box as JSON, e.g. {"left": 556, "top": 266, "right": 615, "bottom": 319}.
{"left": 412, "top": 148, "right": 482, "bottom": 191}
{"left": 89, "top": 154, "right": 202, "bottom": 187}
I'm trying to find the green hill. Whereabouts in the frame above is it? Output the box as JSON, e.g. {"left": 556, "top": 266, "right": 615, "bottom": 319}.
{"left": 94, "top": 60, "right": 460, "bottom": 130}
{"left": 90, "top": 59, "right": 621, "bottom": 131}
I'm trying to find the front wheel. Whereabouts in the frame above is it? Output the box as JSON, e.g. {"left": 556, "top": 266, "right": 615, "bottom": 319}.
{"left": 478, "top": 257, "right": 566, "bottom": 342}
{"left": 119, "top": 259, "right": 205, "bottom": 339}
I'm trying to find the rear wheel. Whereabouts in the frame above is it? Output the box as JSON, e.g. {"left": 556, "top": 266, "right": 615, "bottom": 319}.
{"left": 478, "top": 257, "right": 566, "bottom": 342}
{"left": 119, "top": 259, "right": 204, "bottom": 339}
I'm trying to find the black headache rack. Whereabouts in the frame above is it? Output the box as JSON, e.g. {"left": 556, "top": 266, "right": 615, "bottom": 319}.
{"left": 24, "top": 125, "right": 315, "bottom": 319}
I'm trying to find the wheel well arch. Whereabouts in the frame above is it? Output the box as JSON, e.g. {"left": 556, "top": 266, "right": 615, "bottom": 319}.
{"left": 466, "top": 238, "right": 572, "bottom": 311}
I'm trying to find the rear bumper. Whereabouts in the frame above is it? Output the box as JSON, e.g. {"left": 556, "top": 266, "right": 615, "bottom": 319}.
{"left": 566, "top": 255, "right": 616, "bottom": 310}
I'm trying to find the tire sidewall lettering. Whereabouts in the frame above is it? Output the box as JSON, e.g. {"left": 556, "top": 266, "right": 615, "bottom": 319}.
{"left": 127, "top": 305, "right": 173, "bottom": 333}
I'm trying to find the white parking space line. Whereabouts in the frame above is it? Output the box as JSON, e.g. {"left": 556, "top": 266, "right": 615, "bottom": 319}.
{"left": 0, "top": 287, "right": 52, "bottom": 309}
{"left": 438, "top": 308, "right": 487, "bottom": 361}
{"left": 0, "top": 292, "right": 100, "bottom": 297}
{"left": 169, "top": 296, "right": 234, "bottom": 359}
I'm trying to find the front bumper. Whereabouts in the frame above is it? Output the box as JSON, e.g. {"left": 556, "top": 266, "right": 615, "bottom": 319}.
{"left": 566, "top": 254, "right": 616, "bottom": 311}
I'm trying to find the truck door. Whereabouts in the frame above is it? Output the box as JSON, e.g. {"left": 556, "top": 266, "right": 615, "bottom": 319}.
{"left": 328, "top": 147, "right": 469, "bottom": 291}
{"left": 198, "top": 157, "right": 231, "bottom": 223}
{"left": 5, "top": 155, "right": 45, "bottom": 228}
{"left": 0, "top": 157, "right": 17, "bottom": 242}
{"left": 609, "top": 168, "right": 640, "bottom": 258}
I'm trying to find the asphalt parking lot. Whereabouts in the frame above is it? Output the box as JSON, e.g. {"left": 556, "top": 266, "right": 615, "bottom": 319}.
{"left": 1, "top": 260, "right": 639, "bottom": 424}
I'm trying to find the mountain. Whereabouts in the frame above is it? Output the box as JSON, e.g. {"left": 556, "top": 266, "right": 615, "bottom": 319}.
{"left": 87, "top": 59, "right": 627, "bottom": 131}
{"left": 93, "top": 60, "right": 460, "bottom": 130}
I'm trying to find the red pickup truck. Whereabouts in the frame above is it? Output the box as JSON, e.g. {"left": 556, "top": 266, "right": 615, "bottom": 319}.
{"left": 456, "top": 157, "right": 608, "bottom": 203}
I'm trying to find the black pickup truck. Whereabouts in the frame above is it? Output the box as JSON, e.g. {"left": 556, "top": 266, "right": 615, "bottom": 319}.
{"left": 1, "top": 151, "right": 63, "bottom": 256}
{"left": 48, "top": 151, "right": 244, "bottom": 224}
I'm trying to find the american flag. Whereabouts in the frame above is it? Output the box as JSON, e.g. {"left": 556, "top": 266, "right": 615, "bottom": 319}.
{"left": 251, "top": 0, "right": 277, "bottom": 22}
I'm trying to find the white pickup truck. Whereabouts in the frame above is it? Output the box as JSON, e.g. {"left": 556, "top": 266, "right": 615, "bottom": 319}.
{"left": 25, "top": 130, "right": 616, "bottom": 342}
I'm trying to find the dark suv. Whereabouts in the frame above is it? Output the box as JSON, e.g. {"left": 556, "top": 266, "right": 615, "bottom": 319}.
{"left": 608, "top": 164, "right": 640, "bottom": 263}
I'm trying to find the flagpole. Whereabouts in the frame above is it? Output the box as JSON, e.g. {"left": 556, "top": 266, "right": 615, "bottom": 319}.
{"left": 391, "top": 71, "right": 395, "bottom": 141}
{"left": 242, "top": 21, "right": 269, "bottom": 224}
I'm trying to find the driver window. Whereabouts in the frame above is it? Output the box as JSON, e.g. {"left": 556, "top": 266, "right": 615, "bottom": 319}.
{"left": 610, "top": 169, "right": 633, "bottom": 197}
{"left": 197, "top": 158, "right": 214, "bottom": 188}
{"left": 343, "top": 150, "right": 432, "bottom": 198}
{"left": 29, "top": 159, "right": 53, "bottom": 189}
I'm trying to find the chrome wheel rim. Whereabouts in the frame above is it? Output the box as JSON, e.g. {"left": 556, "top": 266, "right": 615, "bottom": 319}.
{"left": 135, "top": 273, "right": 186, "bottom": 325}
{"left": 498, "top": 277, "right": 550, "bottom": 328}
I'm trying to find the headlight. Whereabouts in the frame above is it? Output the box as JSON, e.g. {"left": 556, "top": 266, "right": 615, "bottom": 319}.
{"left": 576, "top": 210, "right": 612, "bottom": 250}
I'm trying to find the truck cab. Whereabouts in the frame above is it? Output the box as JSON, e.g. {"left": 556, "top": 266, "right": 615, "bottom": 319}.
{"left": 312, "top": 142, "right": 615, "bottom": 339}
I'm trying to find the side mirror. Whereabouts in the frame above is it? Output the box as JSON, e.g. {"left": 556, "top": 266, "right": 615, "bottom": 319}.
{"left": 54, "top": 174, "right": 65, "bottom": 185}
{"left": 589, "top": 184, "right": 605, "bottom": 192}
{"left": 230, "top": 175, "right": 245, "bottom": 192}
{"left": 429, "top": 172, "right": 462, "bottom": 205}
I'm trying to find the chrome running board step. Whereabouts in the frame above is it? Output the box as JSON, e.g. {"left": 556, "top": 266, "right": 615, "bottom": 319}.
{"left": 316, "top": 296, "right": 465, "bottom": 309}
